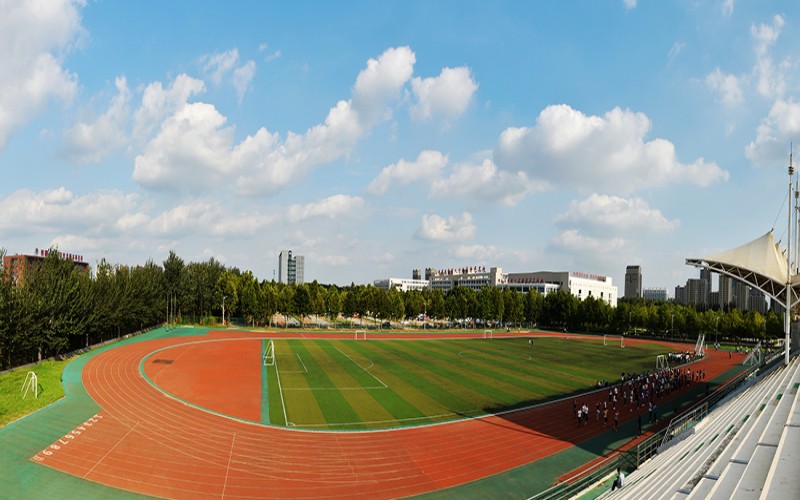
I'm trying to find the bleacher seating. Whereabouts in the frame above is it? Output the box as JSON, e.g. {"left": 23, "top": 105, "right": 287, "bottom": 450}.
{"left": 600, "top": 355, "right": 800, "bottom": 499}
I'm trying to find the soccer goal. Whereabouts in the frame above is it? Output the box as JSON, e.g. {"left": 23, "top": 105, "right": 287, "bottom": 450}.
{"left": 603, "top": 334, "right": 624, "bottom": 348}
{"left": 694, "top": 333, "right": 706, "bottom": 357}
{"left": 656, "top": 354, "right": 669, "bottom": 371}
{"left": 482, "top": 330, "right": 493, "bottom": 339}
{"left": 21, "top": 371, "right": 38, "bottom": 399}
{"left": 263, "top": 339, "right": 275, "bottom": 367}
{"left": 354, "top": 330, "right": 367, "bottom": 341}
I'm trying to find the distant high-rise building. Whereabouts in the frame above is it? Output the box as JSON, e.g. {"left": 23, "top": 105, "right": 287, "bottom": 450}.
{"left": 412, "top": 269, "right": 421, "bottom": 280}
{"left": 734, "top": 281, "right": 750, "bottom": 311}
{"left": 624, "top": 265, "right": 642, "bottom": 298}
{"left": 278, "top": 250, "right": 304, "bottom": 285}
{"left": 687, "top": 278, "right": 708, "bottom": 308}
{"left": 719, "top": 275, "right": 734, "bottom": 309}
{"left": 700, "top": 268, "right": 712, "bottom": 297}
{"left": 643, "top": 288, "right": 668, "bottom": 302}
{"left": 750, "top": 289, "right": 768, "bottom": 314}
{"left": 675, "top": 284, "right": 687, "bottom": 305}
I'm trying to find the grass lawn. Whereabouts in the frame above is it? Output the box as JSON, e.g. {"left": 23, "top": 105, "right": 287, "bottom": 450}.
{"left": 268, "top": 336, "right": 668, "bottom": 430}
{"left": 0, "top": 360, "right": 69, "bottom": 427}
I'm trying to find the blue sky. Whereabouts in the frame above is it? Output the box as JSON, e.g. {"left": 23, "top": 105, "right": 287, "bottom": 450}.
{"left": 1, "top": 0, "right": 799, "bottom": 294}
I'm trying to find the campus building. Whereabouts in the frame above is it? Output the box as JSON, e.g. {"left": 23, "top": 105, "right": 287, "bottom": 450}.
{"left": 373, "top": 278, "right": 430, "bottom": 292}
{"left": 277, "top": 250, "right": 304, "bottom": 285}
{"left": 624, "top": 265, "right": 642, "bottom": 298}
{"left": 2, "top": 249, "right": 89, "bottom": 286}
{"left": 418, "top": 266, "right": 617, "bottom": 306}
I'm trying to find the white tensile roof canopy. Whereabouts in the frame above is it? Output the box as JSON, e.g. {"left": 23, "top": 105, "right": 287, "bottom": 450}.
{"left": 686, "top": 231, "right": 800, "bottom": 308}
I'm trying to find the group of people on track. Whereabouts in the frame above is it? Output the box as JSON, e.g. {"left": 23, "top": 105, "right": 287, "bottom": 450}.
{"left": 572, "top": 363, "right": 704, "bottom": 434}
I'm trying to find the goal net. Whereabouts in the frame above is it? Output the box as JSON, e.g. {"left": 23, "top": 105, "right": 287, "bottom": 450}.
{"left": 694, "top": 333, "right": 706, "bottom": 358}
{"left": 656, "top": 354, "right": 669, "bottom": 371}
{"left": 483, "top": 330, "right": 493, "bottom": 339}
{"left": 263, "top": 339, "right": 275, "bottom": 367}
{"left": 354, "top": 330, "right": 367, "bottom": 340}
{"left": 604, "top": 334, "right": 624, "bottom": 348}
{"left": 21, "top": 371, "right": 38, "bottom": 399}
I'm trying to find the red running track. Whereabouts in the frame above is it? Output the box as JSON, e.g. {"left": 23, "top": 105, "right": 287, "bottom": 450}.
{"left": 30, "top": 331, "right": 745, "bottom": 499}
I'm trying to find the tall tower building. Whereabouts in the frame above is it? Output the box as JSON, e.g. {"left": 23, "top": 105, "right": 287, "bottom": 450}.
{"left": 700, "top": 268, "right": 712, "bottom": 298}
{"left": 278, "top": 250, "right": 305, "bottom": 285}
{"left": 719, "top": 275, "right": 734, "bottom": 309}
{"left": 624, "top": 265, "right": 642, "bottom": 298}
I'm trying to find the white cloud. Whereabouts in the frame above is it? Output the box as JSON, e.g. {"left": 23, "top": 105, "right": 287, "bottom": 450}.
{"left": 200, "top": 49, "right": 240, "bottom": 86}
{"left": 133, "top": 74, "right": 206, "bottom": 143}
{"left": 745, "top": 99, "right": 800, "bottom": 167}
{"left": 453, "top": 244, "right": 499, "bottom": 261}
{"left": 61, "top": 76, "right": 131, "bottom": 163}
{"left": 367, "top": 150, "right": 448, "bottom": 195}
{"left": 494, "top": 104, "right": 728, "bottom": 194}
{"left": 751, "top": 15, "right": 786, "bottom": 98}
{"left": 623, "top": 0, "right": 637, "bottom": 10}
{"left": 351, "top": 46, "right": 416, "bottom": 126}
{"left": 705, "top": 68, "right": 744, "bottom": 108}
{"left": 199, "top": 49, "right": 257, "bottom": 103}
{"left": 233, "top": 60, "right": 256, "bottom": 103}
{"left": 668, "top": 42, "right": 685, "bottom": 62}
{"left": 551, "top": 229, "right": 625, "bottom": 253}
{"left": 147, "top": 200, "right": 275, "bottom": 238}
{"left": 371, "top": 252, "right": 395, "bottom": 263}
{"left": 722, "top": 0, "right": 734, "bottom": 16}
{"left": 0, "top": 187, "right": 139, "bottom": 235}
{"left": 287, "top": 195, "right": 365, "bottom": 222}
{"left": 0, "top": 0, "right": 82, "bottom": 150}
{"left": 133, "top": 102, "right": 236, "bottom": 190}
{"left": 556, "top": 194, "right": 679, "bottom": 233}
{"left": 410, "top": 66, "right": 478, "bottom": 124}
{"left": 416, "top": 212, "right": 476, "bottom": 242}
{"left": 431, "top": 158, "right": 543, "bottom": 206}
{"left": 315, "top": 254, "right": 350, "bottom": 266}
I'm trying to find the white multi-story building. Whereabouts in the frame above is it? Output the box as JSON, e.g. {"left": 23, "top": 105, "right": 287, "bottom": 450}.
{"left": 428, "top": 266, "right": 503, "bottom": 292}
{"left": 420, "top": 266, "right": 617, "bottom": 306}
{"left": 373, "top": 278, "right": 429, "bottom": 292}
{"left": 504, "top": 271, "right": 617, "bottom": 306}
{"left": 278, "top": 250, "right": 304, "bottom": 285}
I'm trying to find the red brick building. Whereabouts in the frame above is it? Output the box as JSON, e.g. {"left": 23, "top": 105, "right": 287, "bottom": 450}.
{"left": 2, "top": 249, "right": 89, "bottom": 286}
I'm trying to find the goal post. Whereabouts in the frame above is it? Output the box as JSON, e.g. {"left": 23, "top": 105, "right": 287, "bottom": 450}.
{"left": 656, "top": 354, "right": 669, "bottom": 371}
{"left": 21, "top": 371, "right": 38, "bottom": 399}
{"left": 263, "top": 339, "right": 275, "bottom": 367}
{"left": 354, "top": 330, "right": 367, "bottom": 341}
{"left": 482, "top": 330, "right": 493, "bottom": 339}
{"left": 695, "top": 333, "right": 706, "bottom": 357}
{"left": 603, "top": 334, "right": 624, "bottom": 348}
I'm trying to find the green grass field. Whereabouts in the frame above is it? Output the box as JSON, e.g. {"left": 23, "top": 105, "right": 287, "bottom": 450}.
{"left": 0, "top": 360, "right": 69, "bottom": 426}
{"left": 266, "top": 336, "right": 667, "bottom": 430}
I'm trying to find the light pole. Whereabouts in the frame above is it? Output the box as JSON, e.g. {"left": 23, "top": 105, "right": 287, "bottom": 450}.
{"left": 222, "top": 295, "right": 227, "bottom": 327}
{"left": 715, "top": 315, "right": 720, "bottom": 346}
{"left": 423, "top": 301, "right": 427, "bottom": 331}
{"left": 671, "top": 314, "right": 674, "bottom": 340}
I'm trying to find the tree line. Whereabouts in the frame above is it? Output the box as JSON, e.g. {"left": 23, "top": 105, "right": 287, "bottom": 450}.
{"left": 0, "top": 248, "right": 786, "bottom": 370}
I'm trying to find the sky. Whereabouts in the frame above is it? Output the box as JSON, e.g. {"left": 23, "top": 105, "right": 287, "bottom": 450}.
{"left": 1, "top": 0, "right": 800, "bottom": 294}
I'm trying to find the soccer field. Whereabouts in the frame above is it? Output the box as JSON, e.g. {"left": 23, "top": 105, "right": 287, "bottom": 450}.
{"left": 265, "top": 336, "right": 666, "bottom": 430}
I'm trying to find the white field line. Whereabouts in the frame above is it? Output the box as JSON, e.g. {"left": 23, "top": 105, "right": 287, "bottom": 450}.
{"left": 290, "top": 411, "right": 463, "bottom": 428}
{"left": 221, "top": 432, "right": 236, "bottom": 499}
{"left": 84, "top": 421, "right": 139, "bottom": 479}
{"left": 295, "top": 353, "right": 308, "bottom": 373}
{"left": 334, "top": 345, "right": 387, "bottom": 388}
{"left": 278, "top": 353, "right": 308, "bottom": 374}
{"left": 283, "top": 386, "right": 387, "bottom": 391}
{"left": 273, "top": 346, "right": 290, "bottom": 427}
